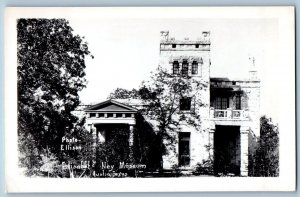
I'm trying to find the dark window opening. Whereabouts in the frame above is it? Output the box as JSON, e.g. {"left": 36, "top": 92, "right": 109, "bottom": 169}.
{"left": 90, "top": 113, "right": 96, "bottom": 117}
{"left": 192, "top": 61, "right": 198, "bottom": 75}
{"left": 179, "top": 132, "right": 190, "bottom": 166}
{"left": 107, "top": 113, "right": 114, "bottom": 118}
{"left": 172, "top": 44, "right": 176, "bottom": 48}
{"left": 232, "top": 81, "right": 236, "bottom": 85}
{"left": 195, "top": 44, "right": 199, "bottom": 48}
{"left": 116, "top": 113, "right": 123, "bottom": 118}
{"left": 125, "top": 113, "right": 132, "bottom": 118}
{"left": 215, "top": 97, "right": 229, "bottom": 110}
{"left": 180, "top": 97, "right": 192, "bottom": 111}
{"left": 182, "top": 60, "right": 189, "bottom": 75}
{"left": 99, "top": 113, "right": 105, "bottom": 117}
{"left": 173, "top": 61, "right": 180, "bottom": 75}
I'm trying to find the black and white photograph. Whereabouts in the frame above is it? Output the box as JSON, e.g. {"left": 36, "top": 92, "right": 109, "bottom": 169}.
{"left": 5, "top": 7, "right": 295, "bottom": 192}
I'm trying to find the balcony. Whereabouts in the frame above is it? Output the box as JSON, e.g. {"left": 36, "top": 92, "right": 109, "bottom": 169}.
{"left": 210, "top": 107, "right": 248, "bottom": 120}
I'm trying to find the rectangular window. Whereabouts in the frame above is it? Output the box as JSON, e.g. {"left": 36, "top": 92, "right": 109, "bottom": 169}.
{"left": 107, "top": 113, "right": 114, "bottom": 118}
{"left": 173, "top": 61, "right": 180, "bottom": 75}
{"left": 195, "top": 44, "right": 199, "bottom": 48}
{"left": 192, "top": 61, "right": 198, "bottom": 75}
{"left": 116, "top": 113, "right": 123, "bottom": 118}
{"left": 235, "top": 96, "right": 241, "bottom": 110}
{"left": 215, "top": 97, "right": 229, "bottom": 109}
{"left": 172, "top": 44, "right": 176, "bottom": 48}
{"left": 182, "top": 60, "right": 188, "bottom": 75}
{"left": 179, "top": 132, "right": 190, "bottom": 166}
{"left": 180, "top": 97, "right": 192, "bottom": 111}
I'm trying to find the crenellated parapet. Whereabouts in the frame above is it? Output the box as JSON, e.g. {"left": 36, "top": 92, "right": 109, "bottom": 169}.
{"left": 160, "top": 31, "right": 211, "bottom": 51}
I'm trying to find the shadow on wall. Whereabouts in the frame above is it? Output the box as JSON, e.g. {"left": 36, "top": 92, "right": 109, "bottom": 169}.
{"left": 133, "top": 113, "right": 162, "bottom": 170}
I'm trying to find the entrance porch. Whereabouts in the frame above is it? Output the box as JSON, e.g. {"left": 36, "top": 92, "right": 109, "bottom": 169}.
{"left": 209, "top": 124, "right": 249, "bottom": 176}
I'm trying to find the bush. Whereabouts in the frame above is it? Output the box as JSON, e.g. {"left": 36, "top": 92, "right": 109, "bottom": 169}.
{"left": 192, "top": 160, "right": 214, "bottom": 176}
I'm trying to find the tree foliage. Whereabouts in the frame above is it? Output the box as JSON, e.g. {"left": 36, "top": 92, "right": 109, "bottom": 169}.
{"left": 249, "top": 116, "right": 279, "bottom": 176}
{"left": 138, "top": 66, "right": 207, "bottom": 137}
{"left": 60, "top": 120, "right": 95, "bottom": 178}
{"left": 108, "top": 88, "right": 139, "bottom": 99}
{"left": 109, "top": 66, "right": 208, "bottom": 167}
{"left": 17, "top": 19, "right": 92, "bottom": 176}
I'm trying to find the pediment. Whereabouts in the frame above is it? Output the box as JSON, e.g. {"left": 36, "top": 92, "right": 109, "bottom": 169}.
{"left": 85, "top": 100, "right": 138, "bottom": 112}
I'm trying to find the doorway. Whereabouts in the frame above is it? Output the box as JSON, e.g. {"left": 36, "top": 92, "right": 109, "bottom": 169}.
{"left": 214, "top": 125, "right": 240, "bottom": 175}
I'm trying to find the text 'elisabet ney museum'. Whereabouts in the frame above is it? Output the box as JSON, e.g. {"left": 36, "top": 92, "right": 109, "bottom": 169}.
{"left": 76, "top": 31, "right": 260, "bottom": 177}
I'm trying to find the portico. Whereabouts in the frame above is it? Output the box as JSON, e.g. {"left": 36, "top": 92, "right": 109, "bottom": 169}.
{"left": 84, "top": 100, "right": 138, "bottom": 157}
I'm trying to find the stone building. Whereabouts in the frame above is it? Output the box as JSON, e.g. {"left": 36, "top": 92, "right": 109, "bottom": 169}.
{"left": 82, "top": 31, "right": 260, "bottom": 176}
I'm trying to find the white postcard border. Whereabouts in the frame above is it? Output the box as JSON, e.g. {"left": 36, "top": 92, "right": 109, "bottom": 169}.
{"left": 5, "top": 7, "right": 295, "bottom": 192}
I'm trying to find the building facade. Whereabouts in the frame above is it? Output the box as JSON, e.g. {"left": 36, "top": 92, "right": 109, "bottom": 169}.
{"left": 82, "top": 31, "right": 260, "bottom": 176}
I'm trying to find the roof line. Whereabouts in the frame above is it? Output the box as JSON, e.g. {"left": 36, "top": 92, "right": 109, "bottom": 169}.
{"left": 84, "top": 99, "right": 138, "bottom": 112}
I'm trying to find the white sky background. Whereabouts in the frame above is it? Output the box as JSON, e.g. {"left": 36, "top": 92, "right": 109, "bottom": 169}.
{"left": 68, "top": 18, "right": 279, "bottom": 121}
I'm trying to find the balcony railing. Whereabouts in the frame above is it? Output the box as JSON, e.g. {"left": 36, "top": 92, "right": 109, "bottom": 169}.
{"left": 210, "top": 108, "right": 248, "bottom": 120}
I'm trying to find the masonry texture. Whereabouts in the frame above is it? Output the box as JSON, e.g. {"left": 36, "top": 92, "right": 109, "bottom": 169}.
{"left": 81, "top": 31, "right": 260, "bottom": 176}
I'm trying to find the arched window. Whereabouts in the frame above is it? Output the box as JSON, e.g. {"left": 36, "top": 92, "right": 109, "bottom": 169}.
{"left": 192, "top": 61, "right": 198, "bottom": 75}
{"left": 173, "top": 61, "right": 180, "bottom": 74}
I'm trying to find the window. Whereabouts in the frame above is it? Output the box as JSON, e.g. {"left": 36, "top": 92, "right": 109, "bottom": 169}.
{"left": 235, "top": 96, "right": 241, "bottom": 110}
{"left": 215, "top": 97, "right": 229, "bottom": 110}
{"left": 172, "top": 44, "right": 176, "bottom": 48}
{"left": 173, "top": 61, "right": 180, "bottom": 74}
{"left": 181, "top": 60, "right": 189, "bottom": 75}
{"left": 179, "top": 132, "right": 190, "bottom": 166}
{"left": 180, "top": 97, "right": 192, "bottom": 111}
{"left": 195, "top": 44, "right": 199, "bottom": 48}
{"left": 116, "top": 113, "right": 123, "bottom": 118}
{"left": 192, "top": 61, "right": 198, "bottom": 75}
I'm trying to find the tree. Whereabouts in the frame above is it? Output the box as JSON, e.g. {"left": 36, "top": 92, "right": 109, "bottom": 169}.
{"left": 108, "top": 88, "right": 139, "bottom": 99}
{"left": 139, "top": 66, "right": 208, "bottom": 168}
{"left": 17, "top": 19, "right": 93, "bottom": 176}
{"left": 249, "top": 116, "right": 279, "bottom": 176}
{"left": 109, "top": 66, "right": 208, "bottom": 168}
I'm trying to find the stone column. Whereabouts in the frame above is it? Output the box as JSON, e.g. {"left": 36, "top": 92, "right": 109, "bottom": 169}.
{"left": 210, "top": 107, "right": 215, "bottom": 119}
{"left": 129, "top": 125, "right": 134, "bottom": 161}
{"left": 208, "top": 129, "right": 215, "bottom": 160}
{"left": 227, "top": 108, "right": 232, "bottom": 119}
{"left": 240, "top": 126, "right": 249, "bottom": 176}
{"left": 91, "top": 124, "right": 98, "bottom": 145}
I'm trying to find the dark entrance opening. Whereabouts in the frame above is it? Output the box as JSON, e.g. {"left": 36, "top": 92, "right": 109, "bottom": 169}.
{"left": 178, "top": 132, "right": 191, "bottom": 166}
{"left": 214, "top": 125, "right": 240, "bottom": 175}
{"left": 94, "top": 124, "right": 130, "bottom": 166}
{"left": 95, "top": 124, "right": 129, "bottom": 143}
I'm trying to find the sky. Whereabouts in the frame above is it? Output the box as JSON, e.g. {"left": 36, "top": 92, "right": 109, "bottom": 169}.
{"left": 68, "top": 17, "right": 279, "bottom": 121}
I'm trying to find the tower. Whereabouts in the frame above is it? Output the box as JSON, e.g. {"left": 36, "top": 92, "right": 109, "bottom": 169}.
{"left": 159, "top": 30, "right": 211, "bottom": 83}
{"left": 158, "top": 31, "right": 212, "bottom": 169}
